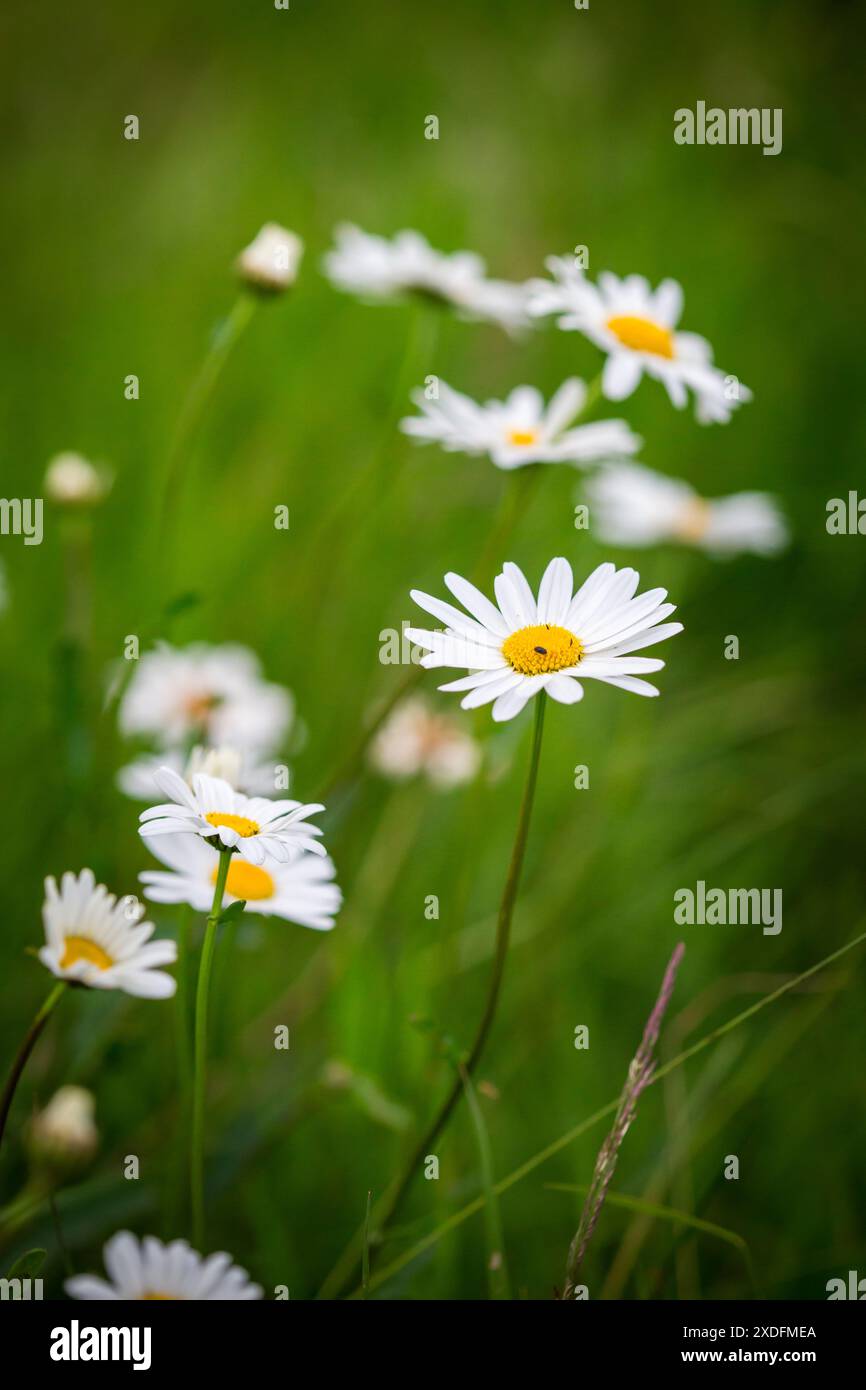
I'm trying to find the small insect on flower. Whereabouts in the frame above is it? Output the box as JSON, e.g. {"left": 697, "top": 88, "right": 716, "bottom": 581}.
{"left": 139, "top": 768, "right": 327, "bottom": 866}
{"left": 323, "top": 224, "right": 531, "bottom": 333}
{"left": 400, "top": 377, "right": 641, "bottom": 471}
{"left": 65, "top": 1231, "right": 263, "bottom": 1301}
{"left": 39, "top": 870, "right": 177, "bottom": 998}
{"left": 141, "top": 833, "right": 341, "bottom": 932}
{"left": 585, "top": 462, "right": 789, "bottom": 556}
{"left": 527, "top": 260, "right": 750, "bottom": 422}
{"left": 407, "top": 557, "right": 683, "bottom": 722}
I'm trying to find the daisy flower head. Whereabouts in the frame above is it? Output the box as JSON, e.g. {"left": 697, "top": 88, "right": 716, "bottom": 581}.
{"left": 39, "top": 869, "right": 177, "bottom": 998}
{"left": 528, "top": 261, "right": 751, "bottom": 421}
{"left": 117, "top": 642, "right": 293, "bottom": 757}
{"left": 236, "top": 222, "right": 303, "bottom": 294}
{"left": 407, "top": 557, "right": 683, "bottom": 722}
{"left": 400, "top": 377, "right": 641, "bottom": 471}
{"left": 323, "top": 224, "right": 531, "bottom": 333}
{"left": 141, "top": 833, "right": 341, "bottom": 932}
{"left": 369, "top": 695, "right": 482, "bottom": 789}
{"left": 139, "top": 767, "right": 326, "bottom": 866}
{"left": 65, "top": 1231, "right": 263, "bottom": 1301}
{"left": 586, "top": 461, "right": 789, "bottom": 557}
{"left": 118, "top": 743, "right": 284, "bottom": 802}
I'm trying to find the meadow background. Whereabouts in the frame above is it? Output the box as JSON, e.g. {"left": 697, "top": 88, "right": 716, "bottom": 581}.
{"left": 1, "top": 0, "right": 864, "bottom": 1299}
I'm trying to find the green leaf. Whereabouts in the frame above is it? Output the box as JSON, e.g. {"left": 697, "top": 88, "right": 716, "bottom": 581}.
{"left": 5, "top": 1248, "right": 46, "bottom": 1280}
{"left": 218, "top": 899, "right": 246, "bottom": 927}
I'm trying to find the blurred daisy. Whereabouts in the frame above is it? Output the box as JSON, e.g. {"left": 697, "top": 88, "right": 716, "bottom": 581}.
{"left": 400, "top": 378, "right": 640, "bottom": 470}
{"left": 118, "top": 744, "right": 283, "bottom": 802}
{"left": 29, "top": 1086, "right": 98, "bottom": 1167}
{"left": 586, "top": 462, "right": 789, "bottom": 556}
{"left": 39, "top": 869, "right": 177, "bottom": 999}
{"left": 44, "top": 451, "right": 112, "bottom": 506}
{"left": 66, "top": 1231, "right": 263, "bottom": 1301}
{"left": 139, "top": 768, "right": 326, "bottom": 866}
{"left": 118, "top": 642, "right": 293, "bottom": 756}
{"left": 407, "top": 557, "right": 682, "bottom": 721}
{"left": 141, "top": 834, "right": 341, "bottom": 932}
{"left": 323, "top": 224, "right": 530, "bottom": 333}
{"left": 369, "top": 695, "right": 481, "bottom": 789}
{"left": 236, "top": 222, "right": 303, "bottom": 294}
{"left": 528, "top": 261, "right": 750, "bottom": 420}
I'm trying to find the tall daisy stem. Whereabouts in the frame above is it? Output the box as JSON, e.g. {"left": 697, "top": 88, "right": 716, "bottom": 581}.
{"left": 190, "top": 848, "right": 232, "bottom": 1250}
{"left": 319, "top": 692, "right": 547, "bottom": 1298}
{"left": 0, "top": 982, "right": 68, "bottom": 1161}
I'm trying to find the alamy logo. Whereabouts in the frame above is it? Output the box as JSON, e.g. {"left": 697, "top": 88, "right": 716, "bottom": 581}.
{"left": 50, "top": 1321, "right": 152, "bottom": 1371}
{"left": 674, "top": 881, "right": 782, "bottom": 935}
{"left": 674, "top": 102, "right": 782, "bottom": 157}
{"left": 0, "top": 1276, "right": 43, "bottom": 1300}
{"left": 0, "top": 497, "right": 43, "bottom": 545}
{"left": 826, "top": 1271, "right": 866, "bottom": 1299}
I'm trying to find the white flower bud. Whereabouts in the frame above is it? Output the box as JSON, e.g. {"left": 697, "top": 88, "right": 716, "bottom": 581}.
{"left": 29, "top": 1086, "right": 98, "bottom": 1167}
{"left": 44, "top": 452, "right": 111, "bottom": 506}
{"left": 236, "top": 223, "right": 303, "bottom": 293}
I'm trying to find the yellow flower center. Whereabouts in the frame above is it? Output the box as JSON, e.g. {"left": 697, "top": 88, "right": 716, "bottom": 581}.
{"left": 60, "top": 937, "right": 114, "bottom": 971}
{"left": 507, "top": 428, "right": 538, "bottom": 447}
{"left": 205, "top": 812, "right": 260, "bottom": 838}
{"left": 675, "top": 497, "right": 712, "bottom": 542}
{"left": 141, "top": 1292, "right": 182, "bottom": 1300}
{"left": 607, "top": 314, "right": 675, "bottom": 359}
{"left": 502, "top": 623, "right": 583, "bottom": 676}
{"left": 212, "top": 860, "right": 276, "bottom": 901}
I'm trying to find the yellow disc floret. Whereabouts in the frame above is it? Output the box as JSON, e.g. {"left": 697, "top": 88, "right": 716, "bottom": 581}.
{"left": 212, "top": 860, "right": 276, "bottom": 902}
{"left": 61, "top": 936, "right": 114, "bottom": 971}
{"left": 502, "top": 623, "right": 583, "bottom": 676}
{"left": 606, "top": 314, "right": 675, "bottom": 359}
{"left": 507, "top": 428, "right": 539, "bottom": 447}
{"left": 205, "top": 812, "right": 260, "bottom": 838}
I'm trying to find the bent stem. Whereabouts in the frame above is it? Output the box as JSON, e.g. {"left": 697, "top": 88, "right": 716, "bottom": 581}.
{"left": 0, "top": 981, "right": 68, "bottom": 1160}
{"left": 319, "top": 691, "right": 547, "bottom": 1298}
{"left": 190, "top": 848, "right": 232, "bottom": 1250}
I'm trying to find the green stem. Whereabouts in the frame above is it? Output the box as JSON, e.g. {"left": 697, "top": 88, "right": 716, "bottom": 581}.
{"left": 0, "top": 982, "right": 68, "bottom": 1161}
{"left": 318, "top": 692, "right": 547, "bottom": 1298}
{"left": 190, "top": 849, "right": 232, "bottom": 1250}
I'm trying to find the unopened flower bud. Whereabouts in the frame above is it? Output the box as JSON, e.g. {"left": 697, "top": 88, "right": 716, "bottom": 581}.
{"left": 44, "top": 453, "right": 111, "bottom": 507}
{"left": 236, "top": 223, "right": 303, "bottom": 294}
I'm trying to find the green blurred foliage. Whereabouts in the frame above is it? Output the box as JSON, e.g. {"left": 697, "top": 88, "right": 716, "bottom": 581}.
{"left": 0, "top": 0, "right": 864, "bottom": 1299}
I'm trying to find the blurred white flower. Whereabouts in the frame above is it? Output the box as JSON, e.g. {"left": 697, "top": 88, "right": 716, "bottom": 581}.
{"left": 141, "top": 833, "right": 341, "bottom": 932}
{"left": 370, "top": 696, "right": 481, "bottom": 789}
{"left": 44, "top": 452, "right": 112, "bottom": 506}
{"left": 118, "top": 642, "right": 293, "bottom": 756}
{"left": 139, "top": 767, "right": 326, "bottom": 866}
{"left": 236, "top": 222, "right": 303, "bottom": 293}
{"left": 586, "top": 462, "right": 789, "bottom": 556}
{"left": 29, "top": 1086, "right": 98, "bottom": 1167}
{"left": 401, "top": 377, "right": 640, "bottom": 471}
{"left": 323, "top": 224, "right": 531, "bottom": 333}
{"left": 408, "top": 557, "right": 682, "bottom": 721}
{"left": 528, "top": 261, "right": 750, "bottom": 422}
{"left": 39, "top": 869, "right": 177, "bottom": 999}
{"left": 66, "top": 1231, "right": 263, "bottom": 1300}
{"left": 117, "top": 744, "right": 283, "bottom": 802}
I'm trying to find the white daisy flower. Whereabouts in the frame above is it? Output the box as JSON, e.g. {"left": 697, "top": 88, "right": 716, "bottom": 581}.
{"left": 407, "top": 557, "right": 683, "bottom": 721}
{"left": 369, "top": 695, "right": 482, "bottom": 789}
{"left": 140, "top": 833, "right": 341, "bottom": 932}
{"left": 139, "top": 768, "right": 326, "bottom": 866}
{"left": 528, "top": 260, "right": 750, "bottom": 420}
{"left": 236, "top": 222, "right": 303, "bottom": 293}
{"left": 65, "top": 1231, "right": 263, "bottom": 1301}
{"left": 117, "top": 642, "right": 293, "bottom": 756}
{"left": 118, "top": 744, "right": 283, "bottom": 802}
{"left": 323, "top": 224, "right": 530, "bottom": 333}
{"left": 586, "top": 461, "right": 789, "bottom": 556}
{"left": 39, "top": 869, "right": 177, "bottom": 999}
{"left": 400, "top": 377, "right": 641, "bottom": 471}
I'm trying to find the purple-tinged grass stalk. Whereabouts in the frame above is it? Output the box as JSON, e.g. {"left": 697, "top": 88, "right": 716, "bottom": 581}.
{"left": 561, "top": 942, "right": 685, "bottom": 1300}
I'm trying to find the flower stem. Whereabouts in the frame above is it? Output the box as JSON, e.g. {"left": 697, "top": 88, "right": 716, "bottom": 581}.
{"left": 190, "top": 848, "right": 232, "bottom": 1250}
{"left": 318, "top": 692, "right": 547, "bottom": 1298}
{"left": 0, "top": 982, "right": 68, "bottom": 1161}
